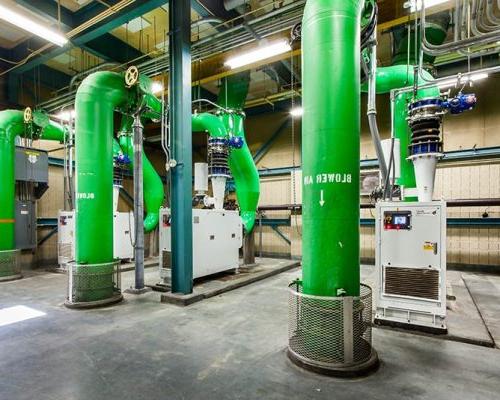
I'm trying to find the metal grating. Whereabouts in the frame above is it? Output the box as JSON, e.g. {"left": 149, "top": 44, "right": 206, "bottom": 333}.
{"left": 288, "top": 282, "right": 374, "bottom": 368}
{"left": 384, "top": 267, "right": 439, "bottom": 300}
{"left": 67, "top": 261, "right": 121, "bottom": 304}
{"left": 0, "top": 249, "right": 21, "bottom": 279}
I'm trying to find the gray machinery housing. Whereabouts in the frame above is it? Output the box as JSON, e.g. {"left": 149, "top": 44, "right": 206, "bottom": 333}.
{"left": 15, "top": 146, "right": 49, "bottom": 249}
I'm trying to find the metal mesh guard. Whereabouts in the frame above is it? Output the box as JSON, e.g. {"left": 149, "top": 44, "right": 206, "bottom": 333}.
{"left": 67, "top": 261, "right": 121, "bottom": 304}
{"left": 288, "top": 282, "right": 374, "bottom": 369}
{"left": 0, "top": 249, "right": 21, "bottom": 279}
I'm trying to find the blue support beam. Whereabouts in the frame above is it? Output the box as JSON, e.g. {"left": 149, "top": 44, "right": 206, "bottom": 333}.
{"left": 253, "top": 118, "right": 290, "bottom": 164}
{"left": 270, "top": 226, "right": 291, "bottom": 245}
{"left": 169, "top": 0, "right": 193, "bottom": 294}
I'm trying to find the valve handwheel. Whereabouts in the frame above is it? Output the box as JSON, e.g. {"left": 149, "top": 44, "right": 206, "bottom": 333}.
{"left": 125, "top": 66, "right": 139, "bottom": 87}
{"left": 24, "top": 107, "right": 32, "bottom": 123}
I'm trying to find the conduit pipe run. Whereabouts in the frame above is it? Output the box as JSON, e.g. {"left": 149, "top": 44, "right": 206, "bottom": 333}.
{"left": 217, "top": 73, "right": 260, "bottom": 233}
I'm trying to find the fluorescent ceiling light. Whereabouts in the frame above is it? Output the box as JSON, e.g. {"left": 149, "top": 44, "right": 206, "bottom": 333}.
{"left": 0, "top": 305, "right": 46, "bottom": 327}
{"left": 0, "top": 5, "right": 68, "bottom": 46}
{"left": 290, "top": 107, "right": 303, "bottom": 117}
{"left": 55, "top": 109, "right": 76, "bottom": 122}
{"left": 225, "top": 40, "right": 292, "bottom": 69}
{"left": 151, "top": 82, "right": 164, "bottom": 94}
{"left": 437, "top": 73, "right": 488, "bottom": 88}
{"left": 410, "top": 0, "right": 448, "bottom": 12}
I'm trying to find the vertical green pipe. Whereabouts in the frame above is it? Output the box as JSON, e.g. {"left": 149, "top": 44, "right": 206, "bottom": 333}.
{"left": 217, "top": 72, "right": 260, "bottom": 232}
{"left": 301, "top": 0, "right": 364, "bottom": 297}
{"left": 0, "top": 110, "right": 25, "bottom": 251}
{"left": 75, "top": 71, "right": 130, "bottom": 265}
{"left": 169, "top": 0, "right": 193, "bottom": 294}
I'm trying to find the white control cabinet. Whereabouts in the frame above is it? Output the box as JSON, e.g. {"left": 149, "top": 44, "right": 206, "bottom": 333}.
{"left": 159, "top": 207, "right": 242, "bottom": 281}
{"left": 57, "top": 210, "right": 135, "bottom": 268}
{"left": 375, "top": 201, "right": 447, "bottom": 332}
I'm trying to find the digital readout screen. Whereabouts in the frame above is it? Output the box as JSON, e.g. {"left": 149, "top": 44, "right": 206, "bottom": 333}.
{"left": 393, "top": 215, "right": 407, "bottom": 225}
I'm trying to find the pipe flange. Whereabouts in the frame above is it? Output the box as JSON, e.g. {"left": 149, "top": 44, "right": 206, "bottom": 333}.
{"left": 125, "top": 66, "right": 139, "bottom": 87}
{"left": 24, "top": 107, "right": 32, "bottom": 123}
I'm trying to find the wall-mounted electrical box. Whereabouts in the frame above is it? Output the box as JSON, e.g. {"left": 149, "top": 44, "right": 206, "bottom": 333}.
{"left": 15, "top": 146, "right": 49, "bottom": 250}
{"left": 375, "top": 200, "right": 447, "bottom": 333}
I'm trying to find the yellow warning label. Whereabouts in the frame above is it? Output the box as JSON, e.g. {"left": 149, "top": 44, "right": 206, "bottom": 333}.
{"left": 423, "top": 242, "right": 434, "bottom": 251}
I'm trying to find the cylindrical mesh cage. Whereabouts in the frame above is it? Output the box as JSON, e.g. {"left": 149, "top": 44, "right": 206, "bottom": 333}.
{"left": 0, "top": 249, "right": 22, "bottom": 281}
{"left": 66, "top": 260, "right": 122, "bottom": 306}
{"left": 288, "top": 282, "right": 376, "bottom": 373}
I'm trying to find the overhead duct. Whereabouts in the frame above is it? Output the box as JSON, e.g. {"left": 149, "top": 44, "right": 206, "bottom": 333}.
{"left": 0, "top": 109, "right": 67, "bottom": 281}
{"left": 217, "top": 72, "right": 260, "bottom": 232}
{"left": 287, "top": 0, "right": 379, "bottom": 376}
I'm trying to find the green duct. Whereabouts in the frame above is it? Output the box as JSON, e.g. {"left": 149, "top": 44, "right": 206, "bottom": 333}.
{"left": 301, "top": 0, "right": 364, "bottom": 297}
{"left": 0, "top": 110, "right": 26, "bottom": 253}
{"left": 118, "top": 117, "right": 164, "bottom": 232}
{"left": 217, "top": 73, "right": 260, "bottom": 232}
{"left": 32, "top": 110, "right": 68, "bottom": 142}
{"left": 75, "top": 71, "right": 131, "bottom": 266}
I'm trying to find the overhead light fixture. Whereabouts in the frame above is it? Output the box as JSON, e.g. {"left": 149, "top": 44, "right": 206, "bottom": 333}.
{"left": 55, "top": 109, "right": 76, "bottom": 122}
{"left": 409, "top": 0, "right": 449, "bottom": 12}
{"left": 225, "top": 40, "right": 292, "bottom": 69}
{"left": 151, "top": 82, "right": 164, "bottom": 95}
{"left": 0, "top": 5, "right": 68, "bottom": 47}
{"left": 437, "top": 72, "right": 488, "bottom": 88}
{"left": 290, "top": 107, "right": 303, "bottom": 117}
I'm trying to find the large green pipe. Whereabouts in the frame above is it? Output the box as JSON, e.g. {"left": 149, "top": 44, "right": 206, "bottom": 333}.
{"left": 301, "top": 0, "right": 364, "bottom": 297}
{"left": 217, "top": 73, "right": 260, "bottom": 232}
{"left": 118, "top": 116, "right": 164, "bottom": 232}
{"left": 75, "top": 71, "right": 131, "bottom": 265}
{"left": 0, "top": 110, "right": 26, "bottom": 251}
{"left": 32, "top": 110, "right": 68, "bottom": 142}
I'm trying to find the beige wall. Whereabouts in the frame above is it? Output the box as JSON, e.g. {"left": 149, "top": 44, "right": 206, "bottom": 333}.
{"left": 249, "top": 74, "right": 500, "bottom": 267}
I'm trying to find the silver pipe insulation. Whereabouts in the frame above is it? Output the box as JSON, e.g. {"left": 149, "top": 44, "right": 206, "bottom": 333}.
{"left": 133, "top": 114, "right": 145, "bottom": 290}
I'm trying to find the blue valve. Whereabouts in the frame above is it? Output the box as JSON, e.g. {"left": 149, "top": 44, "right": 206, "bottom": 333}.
{"left": 442, "top": 93, "right": 477, "bottom": 115}
{"left": 228, "top": 136, "right": 244, "bottom": 149}
{"left": 114, "top": 153, "right": 131, "bottom": 165}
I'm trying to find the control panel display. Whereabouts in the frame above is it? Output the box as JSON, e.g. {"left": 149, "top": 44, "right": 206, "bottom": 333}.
{"left": 384, "top": 211, "right": 411, "bottom": 230}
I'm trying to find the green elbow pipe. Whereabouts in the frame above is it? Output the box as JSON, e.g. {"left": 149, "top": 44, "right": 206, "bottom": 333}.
{"left": 216, "top": 72, "right": 260, "bottom": 233}
{"left": 32, "top": 110, "right": 68, "bottom": 142}
{"left": 192, "top": 113, "right": 226, "bottom": 137}
{"left": 75, "top": 71, "right": 131, "bottom": 265}
{"left": 301, "top": 0, "right": 364, "bottom": 297}
{"left": 0, "top": 110, "right": 26, "bottom": 251}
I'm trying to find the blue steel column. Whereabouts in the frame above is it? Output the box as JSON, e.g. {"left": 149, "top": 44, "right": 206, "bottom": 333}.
{"left": 169, "top": 0, "right": 193, "bottom": 294}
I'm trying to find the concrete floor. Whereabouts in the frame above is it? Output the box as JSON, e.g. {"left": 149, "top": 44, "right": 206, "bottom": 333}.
{"left": 1, "top": 264, "right": 499, "bottom": 400}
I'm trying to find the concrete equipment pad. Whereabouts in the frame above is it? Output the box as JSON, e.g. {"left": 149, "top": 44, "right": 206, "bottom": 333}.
{"left": 159, "top": 258, "right": 300, "bottom": 306}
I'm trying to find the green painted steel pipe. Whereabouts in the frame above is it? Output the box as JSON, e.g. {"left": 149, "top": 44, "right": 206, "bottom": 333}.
{"left": 0, "top": 110, "right": 26, "bottom": 251}
{"left": 217, "top": 73, "right": 260, "bottom": 233}
{"left": 301, "top": 0, "right": 364, "bottom": 297}
{"left": 32, "top": 110, "right": 68, "bottom": 142}
{"left": 75, "top": 71, "right": 132, "bottom": 265}
{"left": 118, "top": 119, "right": 164, "bottom": 233}
{"left": 192, "top": 113, "right": 226, "bottom": 138}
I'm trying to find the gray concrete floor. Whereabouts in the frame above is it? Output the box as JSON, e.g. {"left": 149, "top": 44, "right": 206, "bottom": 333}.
{"left": 0, "top": 264, "right": 499, "bottom": 400}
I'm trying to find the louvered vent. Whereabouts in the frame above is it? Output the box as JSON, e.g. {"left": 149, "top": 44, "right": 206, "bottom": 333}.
{"left": 384, "top": 267, "right": 439, "bottom": 300}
